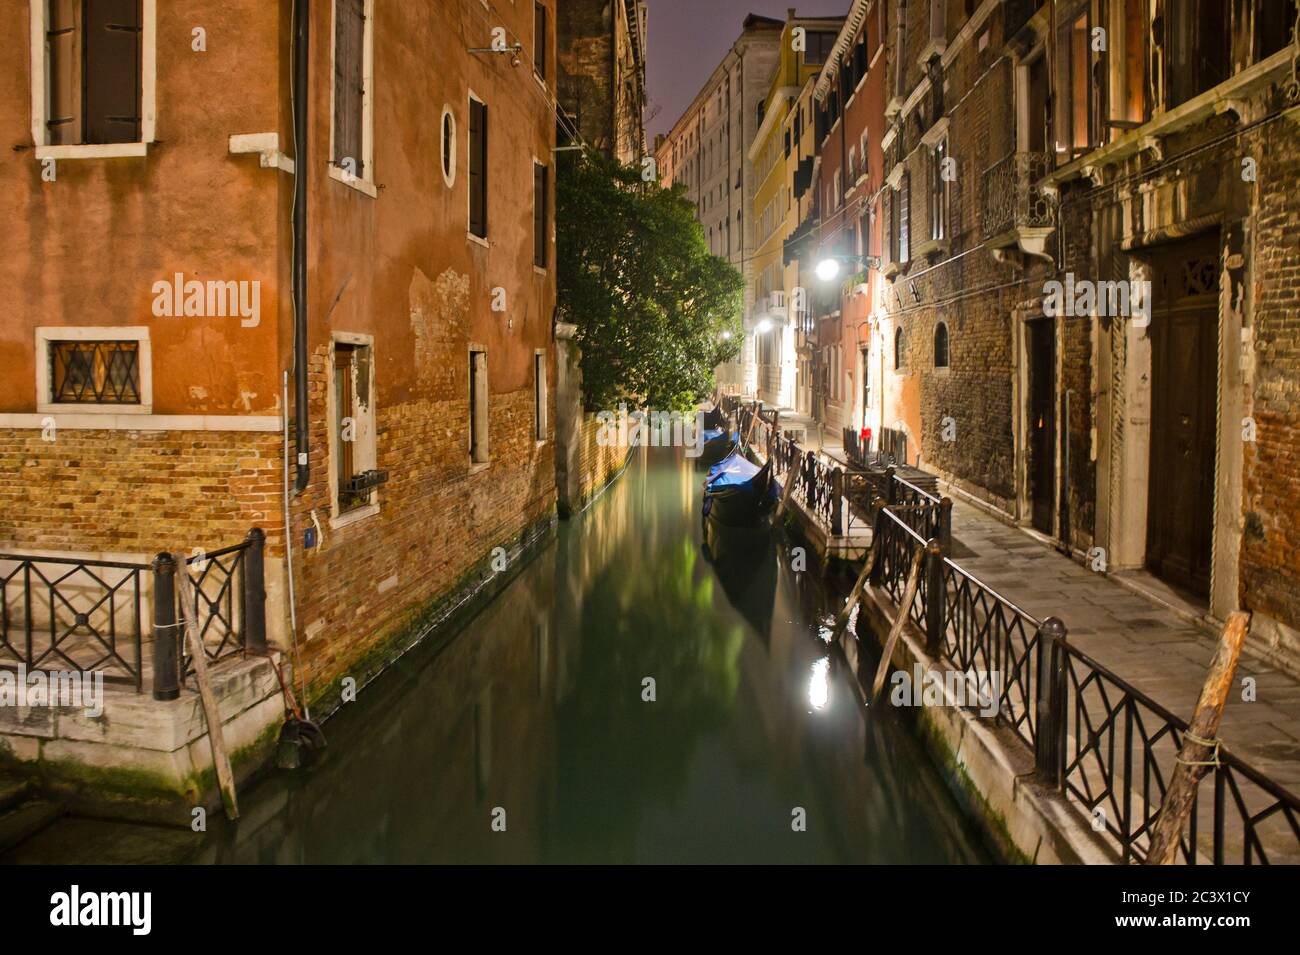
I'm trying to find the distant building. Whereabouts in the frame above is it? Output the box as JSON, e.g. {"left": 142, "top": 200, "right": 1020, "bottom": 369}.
{"left": 558, "top": 0, "right": 648, "bottom": 163}
{"left": 656, "top": 14, "right": 784, "bottom": 395}
{"left": 749, "top": 11, "right": 847, "bottom": 411}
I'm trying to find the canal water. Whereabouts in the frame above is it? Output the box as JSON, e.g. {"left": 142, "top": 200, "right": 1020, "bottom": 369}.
{"left": 5, "top": 448, "right": 991, "bottom": 864}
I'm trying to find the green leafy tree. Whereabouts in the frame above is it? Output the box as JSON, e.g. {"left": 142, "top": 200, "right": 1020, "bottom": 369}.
{"left": 557, "top": 153, "right": 744, "bottom": 413}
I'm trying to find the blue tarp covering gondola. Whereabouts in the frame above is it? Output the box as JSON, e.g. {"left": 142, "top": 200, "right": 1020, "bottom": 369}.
{"left": 697, "top": 427, "right": 739, "bottom": 467}
{"left": 702, "top": 449, "right": 778, "bottom": 527}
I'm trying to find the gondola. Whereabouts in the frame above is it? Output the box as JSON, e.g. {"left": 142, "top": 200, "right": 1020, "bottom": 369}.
{"left": 697, "top": 426, "right": 739, "bottom": 467}
{"left": 702, "top": 448, "right": 778, "bottom": 528}
{"left": 702, "top": 404, "right": 729, "bottom": 431}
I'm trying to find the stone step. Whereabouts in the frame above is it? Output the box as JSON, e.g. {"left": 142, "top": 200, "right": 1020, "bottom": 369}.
{"left": 0, "top": 800, "right": 64, "bottom": 855}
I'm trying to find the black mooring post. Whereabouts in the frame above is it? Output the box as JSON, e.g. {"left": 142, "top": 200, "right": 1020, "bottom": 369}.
{"left": 924, "top": 538, "right": 944, "bottom": 654}
{"left": 242, "top": 527, "right": 268, "bottom": 653}
{"left": 939, "top": 496, "right": 953, "bottom": 554}
{"left": 1035, "top": 616, "right": 1069, "bottom": 787}
{"left": 152, "top": 552, "right": 180, "bottom": 701}
{"left": 886, "top": 465, "right": 897, "bottom": 505}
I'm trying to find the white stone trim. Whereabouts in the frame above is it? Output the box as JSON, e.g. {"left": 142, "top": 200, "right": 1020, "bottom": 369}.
{"left": 29, "top": 0, "right": 157, "bottom": 154}
{"left": 0, "top": 413, "right": 281, "bottom": 432}
{"left": 35, "top": 326, "right": 153, "bottom": 415}
{"left": 327, "top": 0, "right": 377, "bottom": 198}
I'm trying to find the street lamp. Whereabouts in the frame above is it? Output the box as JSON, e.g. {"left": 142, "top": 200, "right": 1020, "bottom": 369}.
{"left": 814, "top": 253, "right": 880, "bottom": 283}
{"left": 755, "top": 318, "right": 772, "bottom": 334}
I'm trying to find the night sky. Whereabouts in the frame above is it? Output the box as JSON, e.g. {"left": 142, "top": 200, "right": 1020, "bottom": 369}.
{"left": 646, "top": 1, "right": 842, "bottom": 141}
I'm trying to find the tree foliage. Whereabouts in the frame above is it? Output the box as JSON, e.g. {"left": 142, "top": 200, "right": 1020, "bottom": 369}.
{"left": 557, "top": 153, "right": 743, "bottom": 412}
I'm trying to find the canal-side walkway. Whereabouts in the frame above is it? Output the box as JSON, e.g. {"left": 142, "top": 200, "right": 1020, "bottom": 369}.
{"left": 942, "top": 497, "right": 1300, "bottom": 799}
{"left": 745, "top": 400, "right": 1300, "bottom": 799}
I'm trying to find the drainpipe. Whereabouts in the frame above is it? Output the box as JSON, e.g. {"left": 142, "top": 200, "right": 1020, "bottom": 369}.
{"left": 292, "top": 0, "right": 310, "bottom": 493}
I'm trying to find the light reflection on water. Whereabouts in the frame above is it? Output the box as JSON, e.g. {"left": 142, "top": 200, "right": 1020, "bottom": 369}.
{"left": 5, "top": 447, "right": 992, "bottom": 865}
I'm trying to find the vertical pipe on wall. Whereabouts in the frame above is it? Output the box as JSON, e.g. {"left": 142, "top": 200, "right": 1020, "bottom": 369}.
{"left": 292, "top": 0, "right": 311, "bottom": 493}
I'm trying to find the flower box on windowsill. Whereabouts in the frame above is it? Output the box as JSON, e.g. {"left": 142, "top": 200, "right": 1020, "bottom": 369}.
{"left": 344, "top": 470, "right": 389, "bottom": 494}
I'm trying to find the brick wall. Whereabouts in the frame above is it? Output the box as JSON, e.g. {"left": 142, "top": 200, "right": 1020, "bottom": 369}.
{"left": 1242, "top": 118, "right": 1300, "bottom": 628}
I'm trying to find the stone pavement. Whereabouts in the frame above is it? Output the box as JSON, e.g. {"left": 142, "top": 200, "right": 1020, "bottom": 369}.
{"left": 739, "top": 398, "right": 1299, "bottom": 798}
{"left": 945, "top": 497, "right": 1300, "bottom": 798}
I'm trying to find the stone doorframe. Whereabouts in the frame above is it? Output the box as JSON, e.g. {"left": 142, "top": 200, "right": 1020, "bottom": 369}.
{"left": 1093, "top": 229, "right": 1249, "bottom": 623}
{"left": 1010, "top": 296, "right": 1063, "bottom": 539}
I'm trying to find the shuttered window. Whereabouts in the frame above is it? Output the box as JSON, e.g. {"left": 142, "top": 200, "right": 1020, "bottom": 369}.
{"left": 534, "top": 2, "right": 547, "bottom": 81}
{"left": 534, "top": 162, "right": 548, "bottom": 268}
{"left": 898, "top": 173, "right": 911, "bottom": 265}
{"left": 333, "top": 0, "right": 366, "bottom": 176}
{"left": 469, "top": 97, "right": 488, "bottom": 238}
{"left": 46, "top": 0, "right": 142, "bottom": 146}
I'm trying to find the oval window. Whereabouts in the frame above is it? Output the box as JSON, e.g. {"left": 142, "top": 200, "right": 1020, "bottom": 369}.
{"left": 440, "top": 107, "right": 456, "bottom": 187}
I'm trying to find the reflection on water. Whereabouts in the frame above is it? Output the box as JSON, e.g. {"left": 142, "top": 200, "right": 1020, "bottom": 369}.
{"left": 5, "top": 448, "right": 991, "bottom": 864}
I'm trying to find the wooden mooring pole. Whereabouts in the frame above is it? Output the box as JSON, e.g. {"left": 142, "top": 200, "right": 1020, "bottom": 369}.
{"left": 1144, "top": 610, "right": 1250, "bottom": 865}
{"left": 831, "top": 522, "right": 881, "bottom": 637}
{"left": 869, "top": 542, "right": 928, "bottom": 704}
{"left": 184, "top": 577, "right": 240, "bottom": 821}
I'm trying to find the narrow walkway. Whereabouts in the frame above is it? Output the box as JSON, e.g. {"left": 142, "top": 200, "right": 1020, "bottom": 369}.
{"left": 744, "top": 399, "right": 1300, "bottom": 796}
{"left": 950, "top": 498, "right": 1300, "bottom": 797}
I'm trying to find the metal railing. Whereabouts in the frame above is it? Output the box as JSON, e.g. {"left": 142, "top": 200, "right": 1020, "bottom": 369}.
{"left": 982, "top": 150, "right": 1054, "bottom": 240}
{"left": 0, "top": 554, "right": 148, "bottom": 690}
{"left": 865, "top": 493, "right": 1300, "bottom": 864}
{"left": 1, "top": 528, "right": 268, "bottom": 699}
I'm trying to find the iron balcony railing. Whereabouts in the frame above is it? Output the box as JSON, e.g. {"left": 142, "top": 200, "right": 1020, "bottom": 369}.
{"left": 866, "top": 495, "right": 1300, "bottom": 865}
{"left": 981, "top": 150, "right": 1055, "bottom": 240}
{"left": 1, "top": 528, "right": 268, "bottom": 700}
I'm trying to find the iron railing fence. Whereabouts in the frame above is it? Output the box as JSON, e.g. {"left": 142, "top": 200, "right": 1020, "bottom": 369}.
{"left": 865, "top": 492, "right": 1300, "bottom": 864}
{"left": 0, "top": 554, "right": 148, "bottom": 690}
{"left": 0, "top": 528, "right": 268, "bottom": 700}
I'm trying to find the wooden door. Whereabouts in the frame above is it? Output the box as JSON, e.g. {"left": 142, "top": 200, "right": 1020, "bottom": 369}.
{"left": 1027, "top": 318, "right": 1056, "bottom": 535}
{"left": 1146, "top": 242, "right": 1218, "bottom": 597}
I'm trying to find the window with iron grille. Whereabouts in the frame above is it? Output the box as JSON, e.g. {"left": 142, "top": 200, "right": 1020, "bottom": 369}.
{"left": 49, "top": 340, "right": 140, "bottom": 404}
{"left": 44, "top": 0, "right": 143, "bottom": 146}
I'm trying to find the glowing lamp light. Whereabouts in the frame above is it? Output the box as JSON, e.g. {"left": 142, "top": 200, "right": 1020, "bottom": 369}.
{"left": 808, "top": 657, "right": 831, "bottom": 711}
{"left": 721, "top": 330, "right": 733, "bottom": 340}
{"left": 755, "top": 318, "right": 773, "bottom": 334}
{"left": 815, "top": 257, "right": 842, "bottom": 282}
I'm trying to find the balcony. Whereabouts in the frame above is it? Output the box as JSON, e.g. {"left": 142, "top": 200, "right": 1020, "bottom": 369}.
{"left": 754, "top": 291, "right": 788, "bottom": 323}
{"left": 982, "top": 151, "right": 1055, "bottom": 265}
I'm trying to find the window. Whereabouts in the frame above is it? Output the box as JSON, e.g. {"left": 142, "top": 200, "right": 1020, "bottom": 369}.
{"left": 330, "top": 336, "right": 378, "bottom": 520}
{"left": 533, "top": 2, "right": 547, "bottom": 82}
{"left": 1163, "top": 0, "right": 1228, "bottom": 109}
{"left": 929, "top": 138, "right": 949, "bottom": 242}
{"left": 534, "top": 161, "right": 549, "bottom": 268}
{"left": 37, "top": 327, "right": 151, "bottom": 413}
{"left": 804, "top": 31, "right": 838, "bottom": 65}
{"left": 50, "top": 340, "right": 139, "bottom": 404}
{"left": 440, "top": 107, "right": 456, "bottom": 187}
{"left": 33, "top": 0, "right": 156, "bottom": 155}
{"left": 331, "top": 0, "right": 374, "bottom": 193}
{"left": 469, "top": 95, "right": 488, "bottom": 239}
{"left": 895, "top": 326, "right": 907, "bottom": 371}
{"left": 898, "top": 173, "right": 911, "bottom": 264}
{"left": 534, "top": 351, "right": 547, "bottom": 442}
{"left": 934, "top": 321, "right": 950, "bottom": 368}
{"left": 469, "top": 348, "right": 489, "bottom": 464}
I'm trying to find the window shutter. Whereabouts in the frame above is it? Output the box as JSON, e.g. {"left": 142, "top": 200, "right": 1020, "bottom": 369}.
{"left": 899, "top": 173, "right": 911, "bottom": 264}
{"left": 469, "top": 99, "right": 488, "bottom": 237}
{"left": 46, "top": 0, "right": 83, "bottom": 145}
{"left": 85, "top": 0, "right": 142, "bottom": 144}
{"left": 534, "top": 163, "right": 548, "bottom": 267}
{"left": 333, "top": 0, "right": 365, "bottom": 174}
{"left": 534, "top": 3, "right": 547, "bottom": 80}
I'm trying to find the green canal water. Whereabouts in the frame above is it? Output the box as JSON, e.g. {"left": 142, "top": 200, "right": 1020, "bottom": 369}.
{"left": 5, "top": 448, "right": 991, "bottom": 864}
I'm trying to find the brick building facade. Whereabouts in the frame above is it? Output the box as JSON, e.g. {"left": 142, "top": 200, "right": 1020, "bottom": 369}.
{"left": 558, "top": 0, "right": 648, "bottom": 164}
{"left": 1, "top": 0, "right": 563, "bottom": 787}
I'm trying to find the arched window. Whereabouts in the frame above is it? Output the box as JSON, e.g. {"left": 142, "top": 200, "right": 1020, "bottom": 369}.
{"left": 934, "top": 321, "right": 950, "bottom": 368}
{"left": 440, "top": 106, "right": 456, "bottom": 187}
{"left": 894, "top": 326, "right": 907, "bottom": 371}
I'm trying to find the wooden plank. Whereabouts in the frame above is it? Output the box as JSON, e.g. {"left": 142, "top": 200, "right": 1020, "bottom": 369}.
{"left": 183, "top": 578, "right": 240, "bottom": 821}
{"left": 1144, "top": 610, "right": 1250, "bottom": 865}
{"left": 869, "top": 543, "right": 926, "bottom": 704}
{"left": 832, "top": 528, "right": 880, "bottom": 637}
